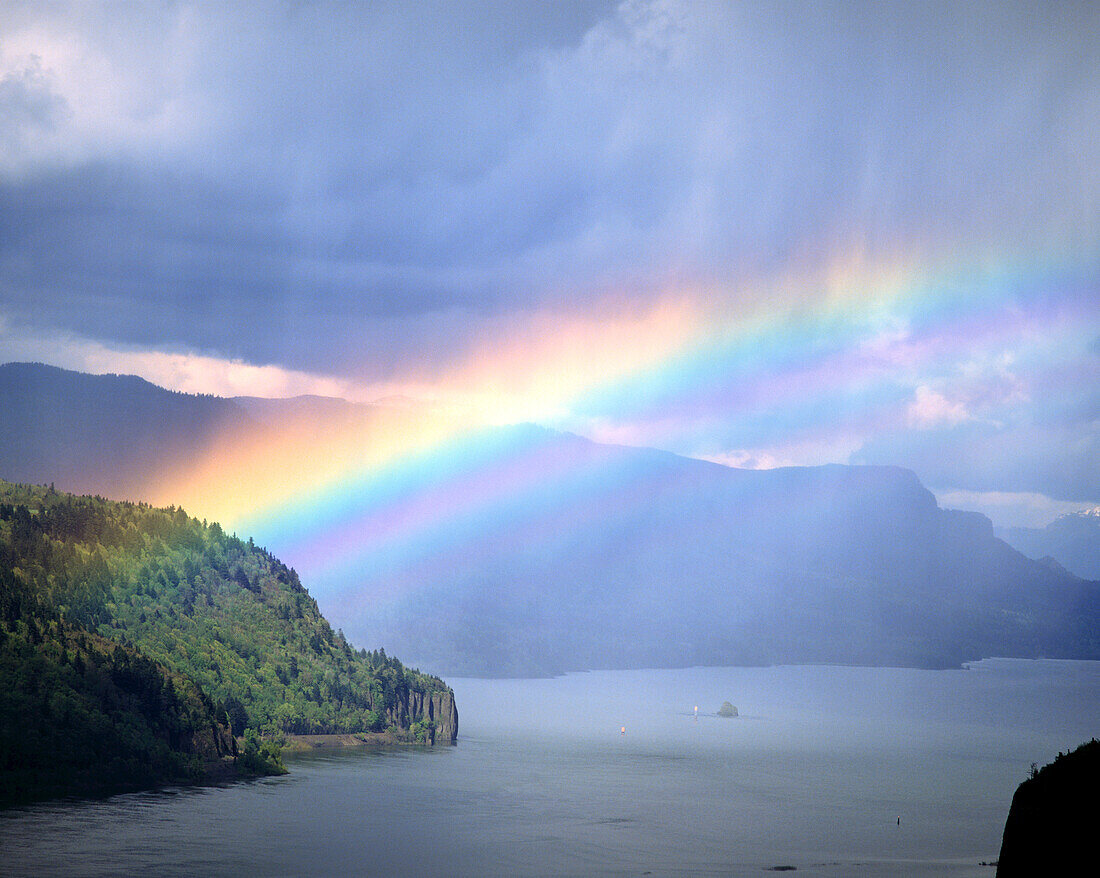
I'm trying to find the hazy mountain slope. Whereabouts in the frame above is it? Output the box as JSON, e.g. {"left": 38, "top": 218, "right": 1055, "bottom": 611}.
{"left": 346, "top": 428, "right": 1100, "bottom": 676}
{"left": 0, "top": 362, "right": 254, "bottom": 502}
{"left": 997, "top": 510, "right": 1100, "bottom": 580}
{"left": 2, "top": 364, "right": 1096, "bottom": 678}
{"left": 234, "top": 393, "right": 372, "bottom": 424}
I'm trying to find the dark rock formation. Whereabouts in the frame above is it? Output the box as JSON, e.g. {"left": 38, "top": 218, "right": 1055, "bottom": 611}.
{"left": 431, "top": 692, "right": 460, "bottom": 743}
{"left": 387, "top": 689, "right": 459, "bottom": 744}
{"left": 996, "top": 738, "right": 1100, "bottom": 876}
{"left": 190, "top": 721, "right": 238, "bottom": 763}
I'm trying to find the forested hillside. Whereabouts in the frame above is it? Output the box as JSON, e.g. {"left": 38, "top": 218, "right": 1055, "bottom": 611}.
{"left": 1, "top": 562, "right": 238, "bottom": 805}
{"left": 0, "top": 480, "right": 456, "bottom": 745}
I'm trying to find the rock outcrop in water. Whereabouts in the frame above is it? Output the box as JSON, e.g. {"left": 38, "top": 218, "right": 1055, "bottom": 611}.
{"left": 996, "top": 738, "right": 1100, "bottom": 876}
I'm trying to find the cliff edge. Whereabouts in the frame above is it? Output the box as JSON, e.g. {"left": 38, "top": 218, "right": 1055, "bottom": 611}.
{"left": 996, "top": 738, "right": 1100, "bottom": 876}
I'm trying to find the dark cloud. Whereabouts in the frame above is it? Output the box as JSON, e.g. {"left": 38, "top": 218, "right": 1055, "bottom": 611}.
{"left": 2, "top": 3, "right": 1096, "bottom": 349}
{"left": 0, "top": 0, "right": 1097, "bottom": 474}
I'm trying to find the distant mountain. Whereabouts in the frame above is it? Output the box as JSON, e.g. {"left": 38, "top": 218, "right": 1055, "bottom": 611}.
{"left": 0, "top": 362, "right": 253, "bottom": 502}
{"left": 234, "top": 393, "right": 372, "bottom": 425}
{"left": 997, "top": 509, "right": 1100, "bottom": 580}
{"left": 2, "top": 362, "right": 1097, "bottom": 678}
{"left": 0, "top": 362, "right": 402, "bottom": 510}
{"left": 347, "top": 428, "right": 1100, "bottom": 676}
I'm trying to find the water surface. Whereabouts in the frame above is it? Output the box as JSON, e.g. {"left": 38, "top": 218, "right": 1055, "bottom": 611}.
{"left": 4, "top": 660, "right": 1097, "bottom": 877}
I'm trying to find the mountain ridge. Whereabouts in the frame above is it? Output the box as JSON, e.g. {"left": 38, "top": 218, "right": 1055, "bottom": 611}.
{"left": 0, "top": 362, "right": 254, "bottom": 503}
{"left": 350, "top": 430, "right": 1098, "bottom": 676}
{"left": 996, "top": 509, "right": 1100, "bottom": 580}
{"left": 2, "top": 361, "right": 1097, "bottom": 678}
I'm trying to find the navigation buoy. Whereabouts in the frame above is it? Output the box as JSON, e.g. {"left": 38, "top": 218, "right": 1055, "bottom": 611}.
{"left": 621, "top": 725, "right": 626, "bottom": 736}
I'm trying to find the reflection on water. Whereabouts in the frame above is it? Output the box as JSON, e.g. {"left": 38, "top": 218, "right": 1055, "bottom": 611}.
{"left": 3, "top": 660, "right": 1098, "bottom": 877}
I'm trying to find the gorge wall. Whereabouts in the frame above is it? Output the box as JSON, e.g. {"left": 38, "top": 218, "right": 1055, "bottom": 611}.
{"left": 388, "top": 690, "right": 459, "bottom": 745}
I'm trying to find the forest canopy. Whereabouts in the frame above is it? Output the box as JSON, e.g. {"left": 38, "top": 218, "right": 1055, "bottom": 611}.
{"left": 0, "top": 480, "right": 452, "bottom": 763}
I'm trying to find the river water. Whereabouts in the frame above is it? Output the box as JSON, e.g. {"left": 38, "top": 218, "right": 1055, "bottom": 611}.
{"left": 3, "top": 659, "right": 1098, "bottom": 877}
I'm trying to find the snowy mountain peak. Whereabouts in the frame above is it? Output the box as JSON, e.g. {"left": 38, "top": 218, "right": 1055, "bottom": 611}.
{"left": 1062, "top": 506, "right": 1100, "bottom": 520}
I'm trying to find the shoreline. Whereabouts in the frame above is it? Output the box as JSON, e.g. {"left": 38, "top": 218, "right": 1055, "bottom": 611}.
{"left": 279, "top": 731, "right": 425, "bottom": 753}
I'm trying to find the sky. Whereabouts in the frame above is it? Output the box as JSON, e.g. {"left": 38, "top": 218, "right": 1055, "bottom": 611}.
{"left": 0, "top": 0, "right": 1098, "bottom": 528}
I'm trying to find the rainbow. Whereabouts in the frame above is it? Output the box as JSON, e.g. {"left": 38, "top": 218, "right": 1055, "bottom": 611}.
{"left": 148, "top": 249, "right": 1099, "bottom": 612}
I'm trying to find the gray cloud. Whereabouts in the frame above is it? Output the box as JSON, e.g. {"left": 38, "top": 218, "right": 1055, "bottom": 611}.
{"left": 0, "top": 57, "right": 69, "bottom": 151}
{"left": 0, "top": 0, "right": 1097, "bottom": 451}
{"left": 854, "top": 418, "right": 1100, "bottom": 504}
{"left": 0, "top": 2, "right": 1095, "bottom": 347}
{"left": 852, "top": 332, "right": 1100, "bottom": 504}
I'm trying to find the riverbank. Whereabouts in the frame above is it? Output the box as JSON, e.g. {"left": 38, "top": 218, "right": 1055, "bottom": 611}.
{"left": 280, "top": 731, "right": 426, "bottom": 753}
{"left": 0, "top": 754, "right": 242, "bottom": 810}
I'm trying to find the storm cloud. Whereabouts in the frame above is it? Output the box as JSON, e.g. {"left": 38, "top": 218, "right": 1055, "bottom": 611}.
{"left": 1, "top": 1, "right": 1098, "bottom": 521}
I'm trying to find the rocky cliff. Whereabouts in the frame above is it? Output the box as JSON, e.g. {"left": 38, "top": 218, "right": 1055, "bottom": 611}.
{"left": 996, "top": 738, "right": 1100, "bottom": 876}
{"left": 387, "top": 689, "right": 459, "bottom": 744}
{"left": 188, "top": 719, "right": 238, "bottom": 764}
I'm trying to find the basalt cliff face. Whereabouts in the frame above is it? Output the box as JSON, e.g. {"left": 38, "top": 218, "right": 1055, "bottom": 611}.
{"left": 188, "top": 721, "right": 238, "bottom": 764}
{"left": 389, "top": 690, "right": 459, "bottom": 745}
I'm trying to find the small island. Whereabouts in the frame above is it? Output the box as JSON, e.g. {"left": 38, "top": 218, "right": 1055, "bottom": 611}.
{"left": 717, "top": 701, "right": 738, "bottom": 717}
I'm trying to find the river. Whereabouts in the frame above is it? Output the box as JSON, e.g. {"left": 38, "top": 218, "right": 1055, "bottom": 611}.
{"left": 4, "top": 659, "right": 1098, "bottom": 876}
